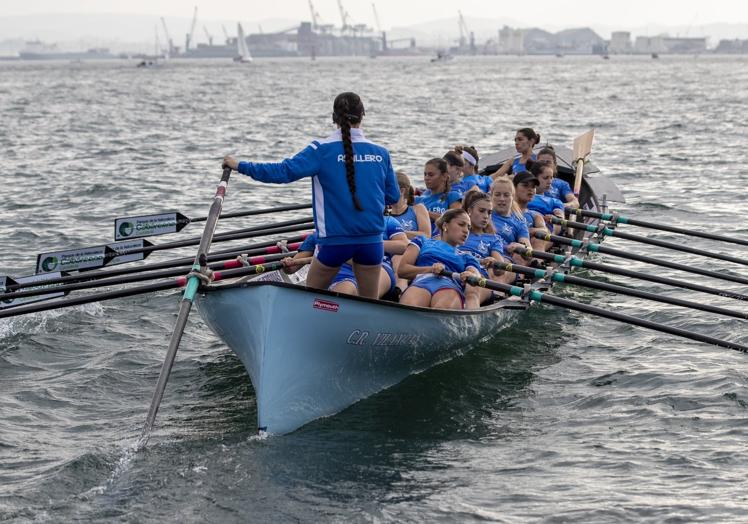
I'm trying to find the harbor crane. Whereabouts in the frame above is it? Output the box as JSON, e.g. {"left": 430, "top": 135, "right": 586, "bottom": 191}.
{"left": 160, "top": 17, "right": 175, "bottom": 56}
{"left": 308, "top": 0, "right": 334, "bottom": 34}
{"left": 457, "top": 10, "right": 476, "bottom": 54}
{"left": 203, "top": 25, "right": 213, "bottom": 46}
{"left": 372, "top": 3, "right": 382, "bottom": 33}
{"left": 337, "top": 0, "right": 351, "bottom": 34}
{"left": 185, "top": 6, "right": 198, "bottom": 52}
{"left": 222, "top": 24, "right": 231, "bottom": 45}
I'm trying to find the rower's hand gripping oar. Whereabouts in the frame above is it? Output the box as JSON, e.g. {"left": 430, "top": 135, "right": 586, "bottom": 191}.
{"left": 440, "top": 270, "right": 748, "bottom": 354}
{"left": 139, "top": 167, "right": 231, "bottom": 446}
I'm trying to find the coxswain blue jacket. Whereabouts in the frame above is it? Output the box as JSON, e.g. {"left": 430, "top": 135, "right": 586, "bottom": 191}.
{"left": 238, "top": 128, "right": 399, "bottom": 246}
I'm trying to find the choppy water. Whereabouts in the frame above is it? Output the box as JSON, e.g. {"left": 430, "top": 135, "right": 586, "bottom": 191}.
{"left": 1, "top": 56, "right": 747, "bottom": 523}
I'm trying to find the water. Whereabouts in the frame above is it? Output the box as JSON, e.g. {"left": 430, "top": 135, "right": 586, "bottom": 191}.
{"left": 1, "top": 56, "right": 747, "bottom": 522}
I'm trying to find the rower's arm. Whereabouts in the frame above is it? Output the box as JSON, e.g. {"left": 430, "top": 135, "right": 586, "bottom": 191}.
{"left": 397, "top": 244, "right": 432, "bottom": 280}
{"left": 384, "top": 232, "right": 408, "bottom": 256}
{"left": 237, "top": 143, "right": 321, "bottom": 184}
{"left": 413, "top": 204, "right": 433, "bottom": 239}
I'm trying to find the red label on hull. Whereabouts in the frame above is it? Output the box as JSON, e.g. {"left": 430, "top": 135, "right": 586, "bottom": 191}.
{"left": 313, "top": 298, "right": 339, "bottom": 312}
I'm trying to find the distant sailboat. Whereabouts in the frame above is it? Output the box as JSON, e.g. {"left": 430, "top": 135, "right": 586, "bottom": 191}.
{"left": 234, "top": 23, "right": 253, "bottom": 63}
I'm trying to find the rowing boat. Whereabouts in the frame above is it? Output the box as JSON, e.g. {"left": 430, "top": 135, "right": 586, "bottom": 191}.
{"left": 197, "top": 146, "right": 623, "bottom": 434}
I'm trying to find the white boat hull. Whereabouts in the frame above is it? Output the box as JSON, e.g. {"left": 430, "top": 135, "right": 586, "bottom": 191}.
{"left": 197, "top": 283, "right": 524, "bottom": 434}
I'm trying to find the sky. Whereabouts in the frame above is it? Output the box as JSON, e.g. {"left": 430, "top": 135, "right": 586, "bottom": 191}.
{"left": 4, "top": 0, "right": 748, "bottom": 30}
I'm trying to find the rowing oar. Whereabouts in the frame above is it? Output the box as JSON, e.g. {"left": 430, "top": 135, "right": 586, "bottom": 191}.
{"left": 0, "top": 236, "right": 308, "bottom": 295}
{"left": 0, "top": 259, "right": 293, "bottom": 319}
{"left": 511, "top": 246, "right": 748, "bottom": 302}
{"left": 491, "top": 261, "right": 747, "bottom": 320}
{"left": 33, "top": 218, "right": 313, "bottom": 274}
{"left": 536, "top": 232, "right": 748, "bottom": 286}
{"left": 114, "top": 203, "right": 312, "bottom": 240}
{"left": 0, "top": 250, "right": 297, "bottom": 303}
{"left": 140, "top": 167, "right": 232, "bottom": 446}
{"left": 549, "top": 217, "right": 748, "bottom": 267}
{"left": 569, "top": 129, "right": 594, "bottom": 236}
{"left": 444, "top": 271, "right": 748, "bottom": 353}
{"left": 565, "top": 208, "right": 748, "bottom": 247}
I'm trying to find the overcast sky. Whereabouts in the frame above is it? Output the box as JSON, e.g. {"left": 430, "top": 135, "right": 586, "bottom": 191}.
{"left": 4, "top": 0, "right": 748, "bottom": 29}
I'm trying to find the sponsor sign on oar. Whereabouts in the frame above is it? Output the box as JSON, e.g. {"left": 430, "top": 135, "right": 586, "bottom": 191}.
{"left": 114, "top": 212, "right": 190, "bottom": 241}
{"left": 36, "top": 239, "right": 153, "bottom": 274}
{"left": 0, "top": 273, "right": 67, "bottom": 309}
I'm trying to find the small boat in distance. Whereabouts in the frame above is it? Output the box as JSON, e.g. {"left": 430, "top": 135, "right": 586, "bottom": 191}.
{"left": 651, "top": 52, "right": 659, "bottom": 59}
{"left": 234, "top": 23, "right": 253, "bottom": 63}
{"left": 431, "top": 51, "right": 453, "bottom": 63}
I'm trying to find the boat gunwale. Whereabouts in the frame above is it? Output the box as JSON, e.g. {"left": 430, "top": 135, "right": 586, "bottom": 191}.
{"left": 198, "top": 279, "right": 534, "bottom": 316}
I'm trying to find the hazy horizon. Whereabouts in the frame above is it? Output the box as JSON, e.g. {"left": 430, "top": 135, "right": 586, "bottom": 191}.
{"left": 4, "top": 0, "right": 748, "bottom": 32}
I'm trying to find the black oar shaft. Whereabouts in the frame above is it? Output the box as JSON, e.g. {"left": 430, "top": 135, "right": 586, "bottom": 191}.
{"left": 552, "top": 217, "right": 748, "bottom": 267}
{"left": 1, "top": 235, "right": 309, "bottom": 292}
{"left": 567, "top": 208, "right": 748, "bottom": 247}
{"left": 141, "top": 167, "right": 230, "bottom": 443}
{"left": 191, "top": 202, "right": 312, "bottom": 223}
{"left": 452, "top": 272, "right": 748, "bottom": 353}
{"left": 539, "top": 232, "right": 748, "bottom": 286}
{"left": 1, "top": 252, "right": 295, "bottom": 301}
{"left": 514, "top": 247, "right": 748, "bottom": 302}
{"left": 495, "top": 262, "right": 748, "bottom": 320}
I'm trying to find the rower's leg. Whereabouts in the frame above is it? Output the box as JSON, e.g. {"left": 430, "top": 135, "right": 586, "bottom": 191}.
{"left": 352, "top": 263, "right": 381, "bottom": 299}
{"left": 430, "top": 289, "right": 463, "bottom": 310}
{"left": 306, "top": 258, "right": 340, "bottom": 291}
{"left": 399, "top": 287, "right": 432, "bottom": 307}
{"left": 330, "top": 280, "right": 358, "bottom": 296}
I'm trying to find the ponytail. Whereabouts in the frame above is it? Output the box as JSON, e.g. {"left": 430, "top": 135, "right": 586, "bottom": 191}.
{"left": 333, "top": 92, "right": 365, "bottom": 212}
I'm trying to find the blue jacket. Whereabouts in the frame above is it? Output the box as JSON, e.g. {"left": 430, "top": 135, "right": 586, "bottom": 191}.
{"left": 237, "top": 128, "right": 399, "bottom": 246}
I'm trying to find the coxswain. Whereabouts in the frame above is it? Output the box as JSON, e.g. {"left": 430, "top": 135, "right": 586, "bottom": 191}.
{"left": 490, "top": 128, "right": 541, "bottom": 179}
{"left": 223, "top": 92, "right": 400, "bottom": 299}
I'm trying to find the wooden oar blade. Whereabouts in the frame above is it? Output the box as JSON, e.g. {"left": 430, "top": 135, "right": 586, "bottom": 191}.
{"left": 572, "top": 129, "right": 595, "bottom": 161}
{"left": 35, "top": 239, "right": 153, "bottom": 274}
{"left": 0, "top": 273, "right": 68, "bottom": 309}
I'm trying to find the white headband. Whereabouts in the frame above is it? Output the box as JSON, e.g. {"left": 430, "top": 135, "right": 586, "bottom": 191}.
{"left": 462, "top": 150, "right": 477, "bottom": 166}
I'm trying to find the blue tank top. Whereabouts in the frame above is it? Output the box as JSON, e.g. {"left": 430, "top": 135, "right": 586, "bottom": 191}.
{"left": 462, "top": 174, "right": 492, "bottom": 193}
{"left": 391, "top": 206, "right": 419, "bottom": 233}
{"left": 416, "top": 189, "right": 463, "bottom": 236}
{"left": 491, "top": 211, "right": 529, "bottom": 244}
{"left": 511, "top": 153, "right": 536, "bottom": 174}
{"left": 523, "top": 209, "right": 544, "bottom": 229}
{"left": 409, "top": 236, "right": 481, "bottom": 274}
{"left": 461, "top": 232, "right": 507, "bottom": 276}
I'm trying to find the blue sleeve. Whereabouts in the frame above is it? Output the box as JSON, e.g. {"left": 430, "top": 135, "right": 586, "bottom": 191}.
{"left": 448, "top": 191, "right": 462, "bottom": 205}
{"left": 299, "top": 233, "right": 317, "bottom": 253}
{"left": 237, "top": 142, "right": 321, "bottom": 184}
{"left": 385, "top": 216, "right": 405, "bottom": 238}
{"left": 463, "top": 253, "right": 482, "bottom": 272}
{"left": 491, "top": 236, "right": 507, "bottom": 256}
{"left": 558, "top": 180, "right": 573, "bottom": 200}
{"left": 409, "top": 235, "right": 425, "bottom": 250}
{"left": 552, "top": 197, "right": 565, "bottom": 211}
{"left": 384, "top": 153, "right": 400, "bottom": 205}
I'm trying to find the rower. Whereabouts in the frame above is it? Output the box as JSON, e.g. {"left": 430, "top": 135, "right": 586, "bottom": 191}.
{"left": 535, "top": 146, "right": 579, "bottom": 209}
{"left": 415, "top": 158, "right": 462, "bottom": 236}
{"left": 528, "top": 162, "right": 566, "bottom": 223}
{"left": 512, "top": 171, "right": 551, "bottom": 252}
{"left": 490, "top": 128, "right": 541, "bottom": 179}
{"left": 443, "top": 150, "right": 468, "bottom": 195}
{"left": 398, "top": 208, "right": 482, "bottom": 310}
{"left": 460, "top": 191, "right": 515, "bottom": 304}
{"left": 389, "top": 171, "right": 432, "bottom": 239}
{"left": 489, "top": 176, "right": 533, "bottom": 264}
{"left": 223, "top": 92, "right": 400, "bottom": 299}
{"left": 455, "top": 145, "right": 491, "bottom": 193}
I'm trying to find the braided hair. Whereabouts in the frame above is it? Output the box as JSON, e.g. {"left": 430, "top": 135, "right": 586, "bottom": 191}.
{"left": 332, "top": 92, "right": 365, "bottom": 211}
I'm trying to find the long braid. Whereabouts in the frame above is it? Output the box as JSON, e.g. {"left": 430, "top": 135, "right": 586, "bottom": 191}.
{"left": 340, "top": 117, "right": 363, "bottom": 211}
